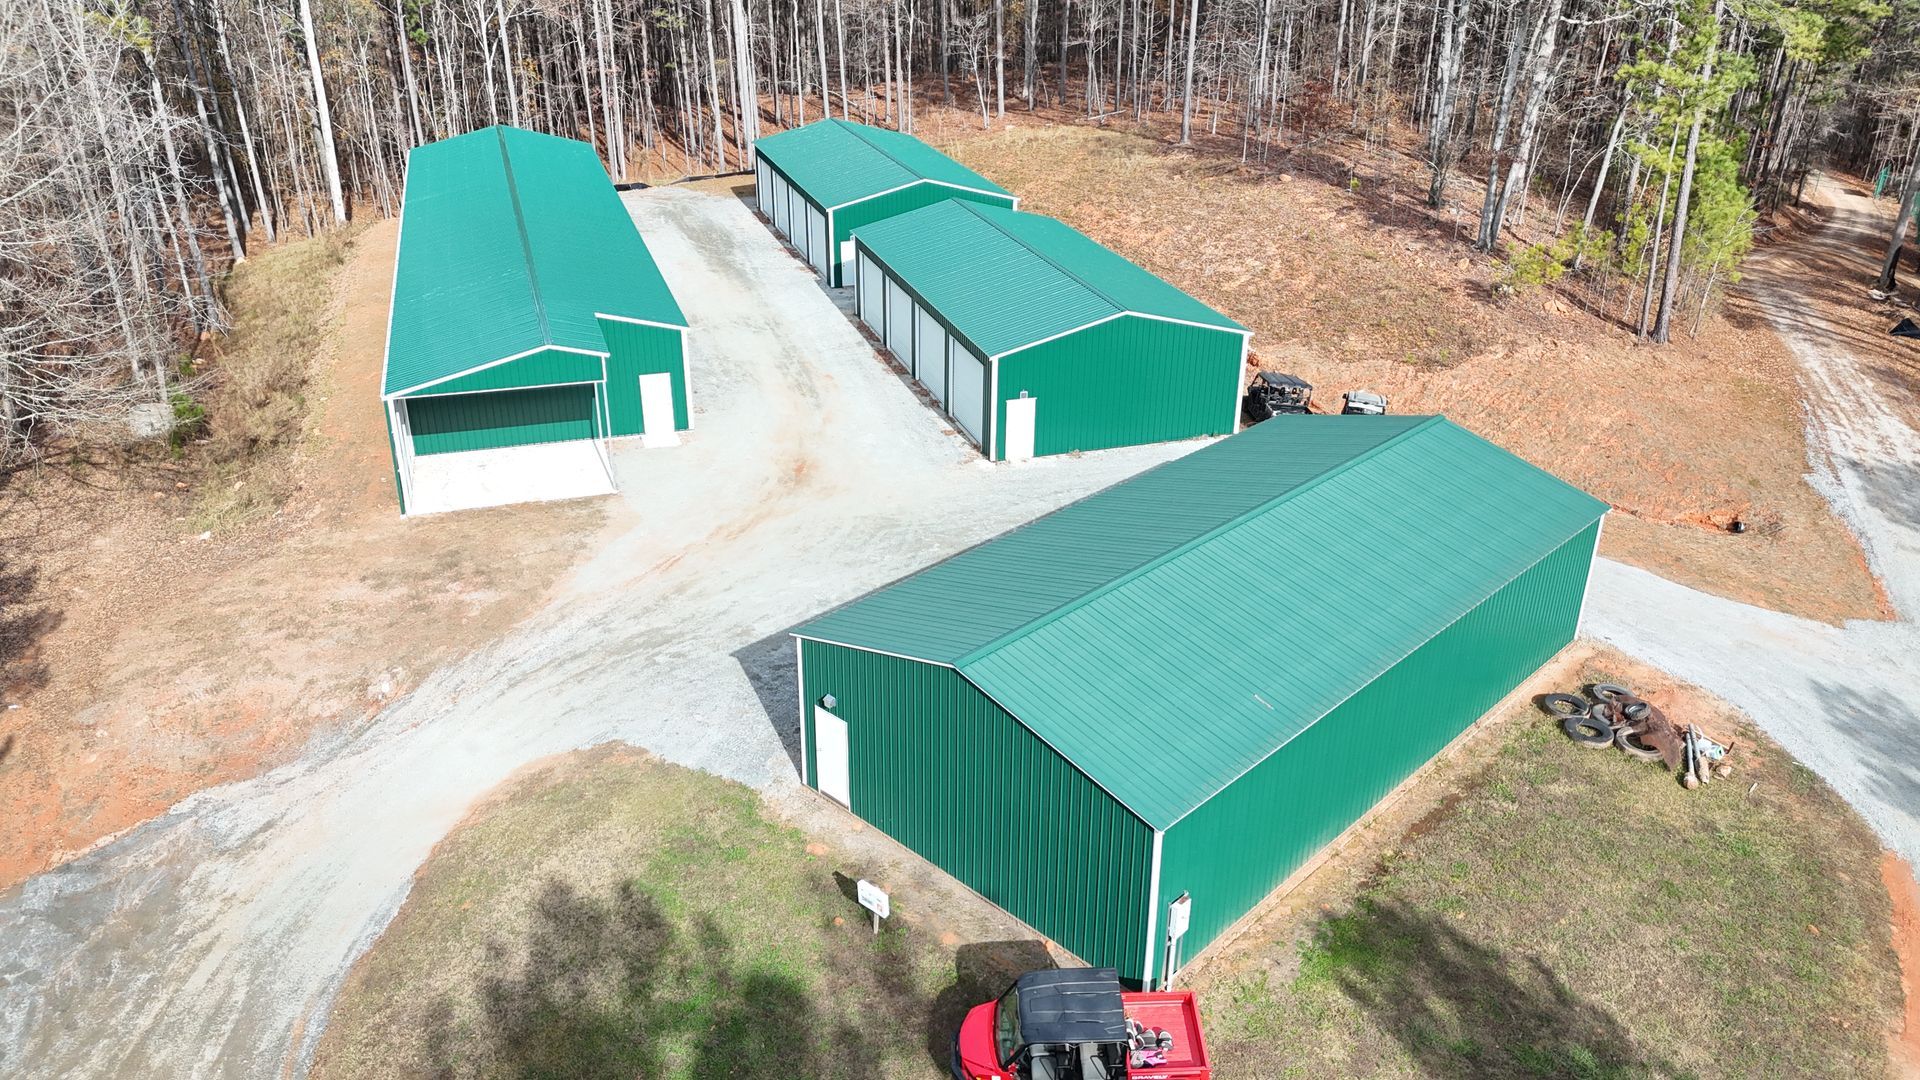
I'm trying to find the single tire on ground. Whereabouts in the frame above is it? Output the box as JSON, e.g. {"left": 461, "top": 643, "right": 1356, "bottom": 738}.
{"left": 1591, "top": 682, "right": 1637, "bottom": 704}
{"left": 1616, "top": 727, "right": 1664, "bottom": 762}
{"left": 1562, "top": 713, "right": 1614, "bottom": 748}
{"left": 1541, "top": 693, "right": 1590, "bottom": 718}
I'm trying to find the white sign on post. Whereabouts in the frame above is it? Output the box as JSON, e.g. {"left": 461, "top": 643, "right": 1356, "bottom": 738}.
{"left": 857, "top": 879, "right": 890, "bottom": 935}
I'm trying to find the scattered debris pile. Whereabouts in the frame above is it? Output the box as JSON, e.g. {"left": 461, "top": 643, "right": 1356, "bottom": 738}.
{"left": 1544, "top": 683, "right": 1735, "bottom": 789}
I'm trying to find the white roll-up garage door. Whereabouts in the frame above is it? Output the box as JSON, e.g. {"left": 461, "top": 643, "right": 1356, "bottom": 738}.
{"left": 885, "top": 280, "right": 913, "bottom": 371}
{"left": 916, "top": 306, "right": 947, "bottom": 404}
{"left": 787, "top": 189, "right": 806, "bottom": 255}
{"left": 807, "top": 206, "right": 829, "bottom": 280}
{"left": 755, "top": 160, "right": 769, "bottom": 216}
{"left": 950, "top": 343, "right": 987, "bottom": 447}
{"left": 858, "top": 253, "right": 884, "bottom": 330}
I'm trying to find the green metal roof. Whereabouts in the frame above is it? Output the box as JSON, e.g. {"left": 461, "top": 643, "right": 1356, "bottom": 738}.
{"left": 383, "top": 126, "right": 686, "bottom": 398}
{"left": 854, "top": 200, "right": 1248, "bottom": 358}
{"left": 753, "top": 119, "right": 1013, "bottom": 210}
{"left": 796, "top": 416, "right": 1608, "bottom": 828}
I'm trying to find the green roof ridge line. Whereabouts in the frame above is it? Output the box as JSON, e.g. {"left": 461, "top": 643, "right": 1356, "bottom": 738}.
{"left": 953, "top": 415, "right": 1447, "bottom": 669}
{"left": 495, "top": 127, "right": 554, "bottom": 347}
{"left": 842, "top": 120, "right": 972, "bottom": 192}
{"left": 951, "top": 199, "right": 1132, "bottom": 324}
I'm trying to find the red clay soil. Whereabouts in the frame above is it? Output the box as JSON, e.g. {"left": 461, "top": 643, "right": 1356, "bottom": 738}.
{"left": 0, "top": 221, "right": 609, "bottom": 892}
{"left": 1887, "top": 854, "right": 1920, "bottom": 1079}
{"left": 929, "top": 113, "right": 1886, "bottom": 624}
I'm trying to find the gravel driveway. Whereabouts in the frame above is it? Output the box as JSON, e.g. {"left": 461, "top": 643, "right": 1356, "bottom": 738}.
{"left": 1584, "top": 179, "right": 1920, "bottom": 866}
{"left": 0, "top": 187, "right": 1197, "bottom": 1079}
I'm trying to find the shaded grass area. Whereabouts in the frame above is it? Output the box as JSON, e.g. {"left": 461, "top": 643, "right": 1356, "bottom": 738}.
{"left": 1199, "top": 655, "right": 1899, "bottom": 1078}
{"left": 311, "top": 748, "right": 1023, "bottom": 1079}
{"left": 189, "top": 227, "right": 357, "bottom": 531}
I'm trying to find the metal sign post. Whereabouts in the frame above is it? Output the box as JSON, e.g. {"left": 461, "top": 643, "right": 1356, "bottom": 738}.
{"left": 856, "top": 879, "right": 890, "bottom": 935}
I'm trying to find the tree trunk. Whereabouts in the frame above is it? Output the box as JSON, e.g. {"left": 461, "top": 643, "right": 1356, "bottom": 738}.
{"left": 994, "top": 0, "right": 1004, "bottom": 116}
{"left": 1875, "top": 141, "right": 1920, "bottom": 292}
{"left": 1572, "top": 96, "right": 1628, "bottom": 268}
{"left": 732, "top": 0, "right": 761, "bottom": 150}
{"left": 1425, "top": 0, "right": 1465, "bottom": 208}
{"left": 1654, "top": 0, "right": 1723, "bottom": 343}
{"left": 1485, "top": 0, "right": 1565, "bottom": 246}
{"left": 299, "top": 0, "right": 348, "bottom": 222}
{"left": 1473, "top": 0, "right": 1526, "bottom": 249}
{"left": 1177, "top": 0, "right": 1200, "bottom": 143}
{"left": 496, "top": 0, "right": 521, "bottom": 126}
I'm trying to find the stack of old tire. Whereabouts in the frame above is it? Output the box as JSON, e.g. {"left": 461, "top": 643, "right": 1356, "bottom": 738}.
{"left": 1544, "top": 684, "right": 1675, "bottom": 765}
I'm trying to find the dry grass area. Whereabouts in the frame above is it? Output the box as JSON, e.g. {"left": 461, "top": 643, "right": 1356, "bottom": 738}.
{"left": 1189, "top": 645, "right": 1902, "bottom": 1079}
{"left": 0, "top": 220, "right": 609, "bottom": 891}
{"left": 937, "top": 121, "right": 1885, "bottom": 624}
{"left": 310, "top": 747, "right": 1055, "bottom": 1079}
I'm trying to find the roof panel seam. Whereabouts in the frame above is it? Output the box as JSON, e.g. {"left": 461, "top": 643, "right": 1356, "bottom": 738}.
{"left": 951, "top": 200, "right": 1131, "bottom": 319}
{"left": 952, "top": 417, "right": 1446, "bottom": 668}
{"left": 1157, "top": 513, "right": 1606, "bottom": 829}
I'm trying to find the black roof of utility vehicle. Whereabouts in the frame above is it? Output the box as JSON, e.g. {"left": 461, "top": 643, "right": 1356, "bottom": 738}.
{"left": 1012, "top": 968, "right": 1128, "bottom": 1045}
{"left": 1254, "top": 371, "right": 1312, "bottom": 388}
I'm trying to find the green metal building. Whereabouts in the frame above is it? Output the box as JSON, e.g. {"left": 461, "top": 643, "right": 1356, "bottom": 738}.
{"left": 791, "top": 416, "right": 1607, "bottom": 986}
{"left": 752, "top": 119, "right": 1016, "bottom": 287}
{"left": 851, "top": 199, "right": 1250, "bottom": 460}
{"left": 382, "top": 125, "right": 690, "bottom": 516}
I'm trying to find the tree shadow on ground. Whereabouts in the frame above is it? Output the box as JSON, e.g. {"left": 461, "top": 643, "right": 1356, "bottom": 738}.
{"left": 1804, "top": 679, "right": 1920, "bottom": 826}
{"left": 0, "top": 555, "right": 58, "bottom": 696}
{"left": 432, "top": 877, "right": 942, "bottom": 1079}
{"left": 922, "top": 939, "right": 1057, "bottom": 1070}
{"left": 1327, "top": 900, "right": 1677, "bottom": 1079}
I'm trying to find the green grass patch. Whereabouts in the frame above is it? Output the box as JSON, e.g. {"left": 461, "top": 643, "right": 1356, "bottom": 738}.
{"left": 310, "top": 749, "right": 991, "bottom": 1079}
{"left": 1203, "top": 660, "right": 1899, "bottom": 1079}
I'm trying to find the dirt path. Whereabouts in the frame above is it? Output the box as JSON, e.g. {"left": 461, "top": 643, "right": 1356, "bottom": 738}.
{"left": 0, "top": 188, "right": 1199, "bottom": 1080}
{"left": 1584, "top": 179, "right": 1920, "bottom": 866}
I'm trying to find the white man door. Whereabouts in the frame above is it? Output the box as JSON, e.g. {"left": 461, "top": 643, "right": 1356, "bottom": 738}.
{"left": 639, "top": 372, "right": 678, "bottom": 447}
{"left": 1005, "top": 394, "right": 1037, "bottom": 461}
{"left": 814, "top": 706, "right": 851, "bottom": 807}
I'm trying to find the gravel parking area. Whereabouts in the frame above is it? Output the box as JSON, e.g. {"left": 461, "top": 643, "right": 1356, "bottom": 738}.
{"left": 0, "top": 185, "right": 1198, "bottom": 1080}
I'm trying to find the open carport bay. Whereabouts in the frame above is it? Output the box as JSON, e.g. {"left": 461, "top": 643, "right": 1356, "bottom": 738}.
{"left": 404, "top": 440, "right": 614, "bottom": 517}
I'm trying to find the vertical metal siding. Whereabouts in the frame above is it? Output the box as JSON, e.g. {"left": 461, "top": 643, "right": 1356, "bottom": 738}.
{"left": 406, "top": 383, "right": 598, "bottom": 454}
{"left": 831, "top": 185, "right": 1017, "bottom": 286}
{"left": 1154, "top": 520, "right": 1601, "bottom": 961}
{"left": 599, "top": 319, "right": 689, "bottom": 434}
{"left": 992, "top": 316, "right": 1242, "bottom": 459}
{"left": 798, "top": 639, "right": 1156, "bottom": 983}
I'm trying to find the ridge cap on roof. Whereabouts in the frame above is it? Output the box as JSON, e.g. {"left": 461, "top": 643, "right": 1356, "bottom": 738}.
{"left": 841, "top": 120, "right": 944, "bottom": 183}
{"left": 951, "top": 200, "right": 1131, "bottom": 321}
{"left": 953, "top": 415, "right": 1448, "bottom": 669}
{"left": 495, "top": 126, "right": 555, "bottom": 349}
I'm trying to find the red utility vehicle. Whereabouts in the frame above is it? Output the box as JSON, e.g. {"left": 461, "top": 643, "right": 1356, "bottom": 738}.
{"left": 951, "top": 968, "right": 1212, "bottom": 1080}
